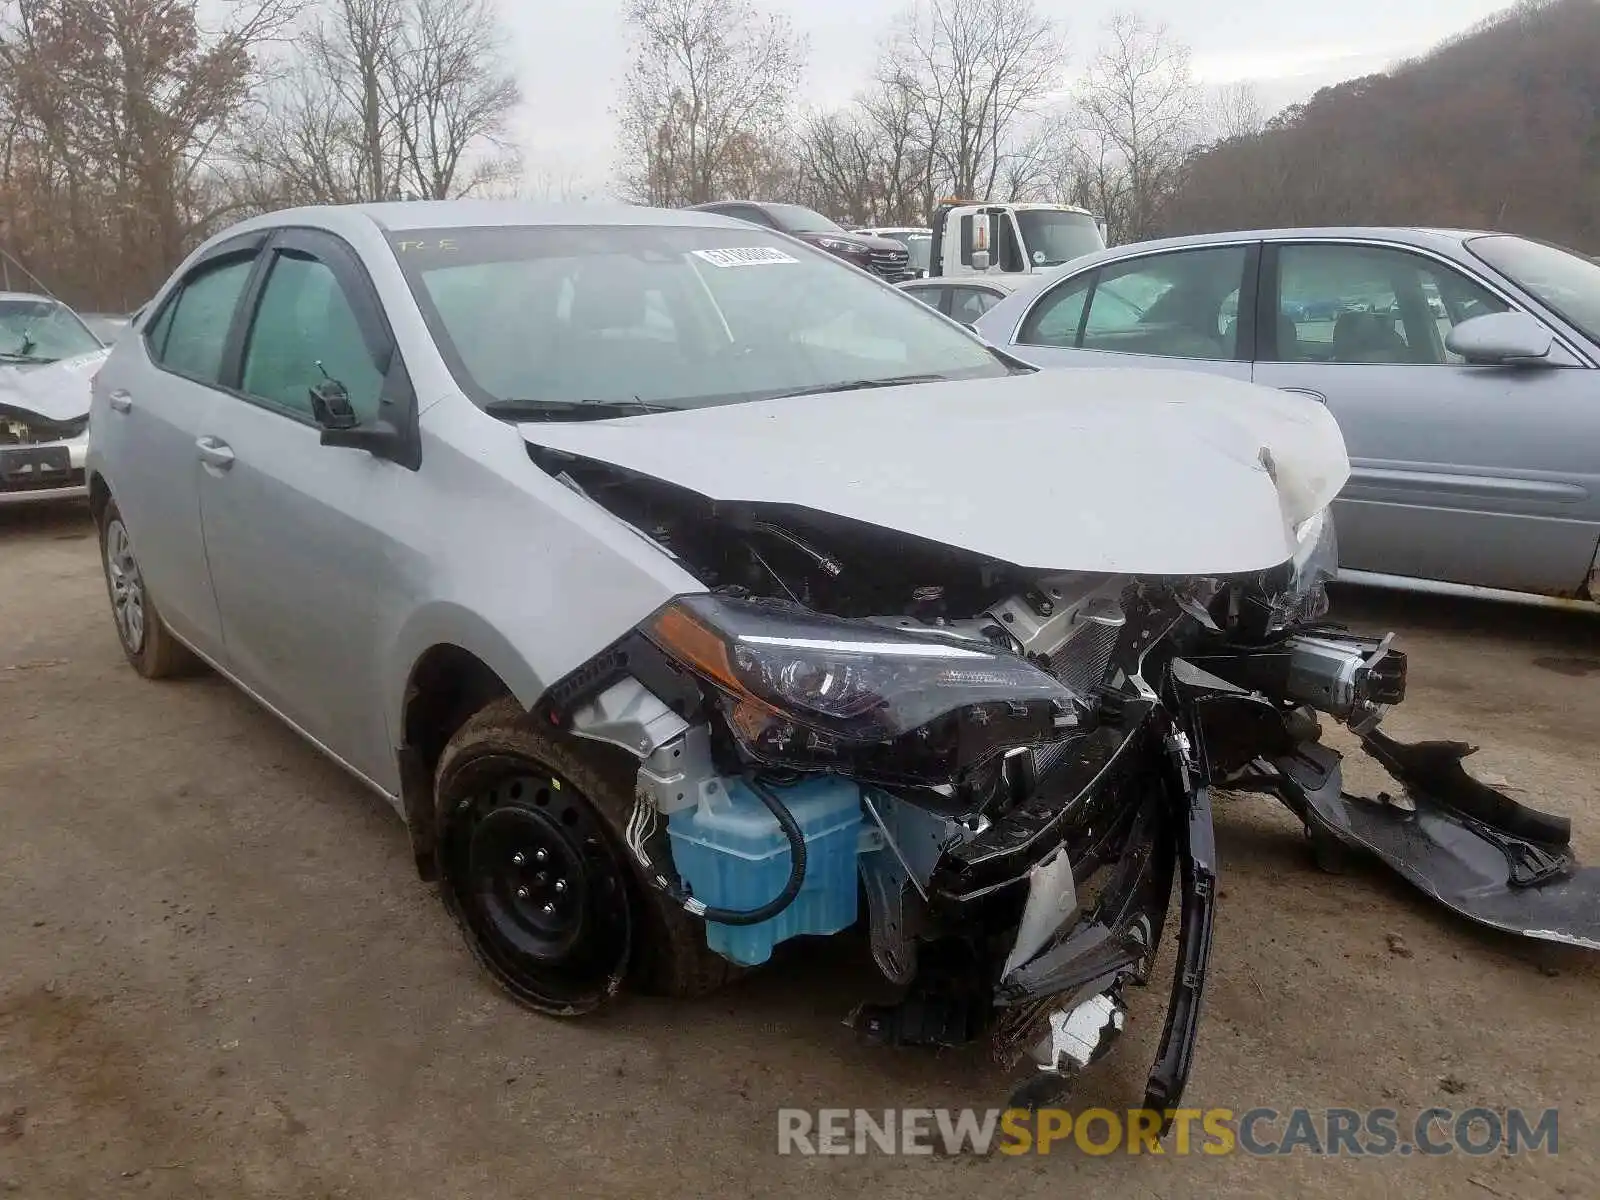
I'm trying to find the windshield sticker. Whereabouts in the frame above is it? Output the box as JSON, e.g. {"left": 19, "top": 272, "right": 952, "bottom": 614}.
{"left": 691, "top": 247, "right": 800, "bottom": 268}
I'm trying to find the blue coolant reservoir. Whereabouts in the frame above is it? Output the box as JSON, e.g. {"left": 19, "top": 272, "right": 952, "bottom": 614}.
{"left": 666, "top": 775, "right": 863, "bottom": 966}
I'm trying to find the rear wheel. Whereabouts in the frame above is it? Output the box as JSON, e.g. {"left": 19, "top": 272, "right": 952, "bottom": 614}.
{"left": 434, "top": 698, "right": 734, "bottom": 1014}
{"left": 97, "top": 500, "right": 200, "bottom": 679}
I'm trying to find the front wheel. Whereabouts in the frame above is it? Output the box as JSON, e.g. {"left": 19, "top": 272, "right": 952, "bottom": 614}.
{"left": 97, "top": 500, "right": 200, "bottom": 679}
{"left": 433, "top": 698, "right": 734, "bottom": 1015}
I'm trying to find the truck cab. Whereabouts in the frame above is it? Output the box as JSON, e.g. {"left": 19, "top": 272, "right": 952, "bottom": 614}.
{"left": 929, "top": 201, "right": 1107, "bottom": 282}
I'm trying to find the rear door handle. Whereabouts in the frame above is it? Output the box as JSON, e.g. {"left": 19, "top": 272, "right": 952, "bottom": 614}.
{"left": 108, "top": 389, "right": 132, "bottom": 413}
{"left": 195, "top": 436, "right": 235, "bottom": 470}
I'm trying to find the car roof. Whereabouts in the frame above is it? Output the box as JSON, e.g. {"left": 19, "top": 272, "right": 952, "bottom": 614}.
{"left": 224, "top": 200, "right": 755, "bottom": 239}
{"left": 0, "top": 290, "right": 61, "bottom": 304}
{"left": 1065, "top": 226, "right": 1492, "bottom": 269}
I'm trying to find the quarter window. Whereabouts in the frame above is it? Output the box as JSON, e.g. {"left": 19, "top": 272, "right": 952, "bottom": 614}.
{"left": 241, "top": 252, "right": 385, "bottom": 421}
{"left": 1271, "top": 244, "right": 1509, "bottom": 365}
{"left": 151, "top": 257, "right": 255, "bottom": 383}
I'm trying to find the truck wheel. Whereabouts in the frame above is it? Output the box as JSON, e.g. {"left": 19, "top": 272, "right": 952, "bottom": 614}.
{"left": 433, "top": 697, "right": 734, "bottom": 1015}
{"left": 97, "top": 500, "right": 201, "bottom": 679}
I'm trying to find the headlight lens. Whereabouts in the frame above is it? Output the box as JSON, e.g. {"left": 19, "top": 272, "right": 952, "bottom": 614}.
{"left": 645, "top": 594, "right": 1083, "bottom": 778}
{"left": 815, "top": 237, "right": 862, "bottom": 254}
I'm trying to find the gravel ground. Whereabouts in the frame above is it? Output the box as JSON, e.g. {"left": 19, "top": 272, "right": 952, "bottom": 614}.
{"left": 2, "top": 501, "right": 1596, "bottom": 1199}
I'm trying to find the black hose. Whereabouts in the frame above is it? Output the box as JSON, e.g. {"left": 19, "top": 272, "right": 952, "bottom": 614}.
{"left": 652, "top": 774, "right": 808, "bottom": 927}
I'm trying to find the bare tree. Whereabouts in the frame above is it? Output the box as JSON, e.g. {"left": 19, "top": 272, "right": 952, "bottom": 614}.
{"left": 0, "top": 0, "right": 300, "bottom": 308}
{"left": 1075, "top": 11, "right": 1201, "bottom": 241}
{"left": 241, "top": 0, "right": 520, "bottom": 206}
{"left": 795, "top": 70, "right": 936, "bottom": 226}
{"left": 614, "top": 0, "right": 805, "bottom": 206}
{"left": 1205, "top": 80, "right": 1265, "bottom": 142}
{"left": 888, "top": 0, "right": 1063, "bottom": 201}
{"left": 384, "top": 0, "right": 521, "bottom": 198}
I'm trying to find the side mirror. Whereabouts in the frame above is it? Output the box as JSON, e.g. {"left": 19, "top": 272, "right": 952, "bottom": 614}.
{"left": 971, "top": 249, "right": 991, "bottom": 272}
{"left": 308, "top": 376, "right": 412, "bottom": 464}
{"left": 1445, "top": 311, "right": 1555, "bottom": 366}
{"left": 309, "top": 378, "right": 359, "bottom": 429}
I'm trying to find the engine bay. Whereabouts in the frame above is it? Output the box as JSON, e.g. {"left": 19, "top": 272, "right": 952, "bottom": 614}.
{"left": 529, "top": 443, "right": 1599, "bottom": 1122}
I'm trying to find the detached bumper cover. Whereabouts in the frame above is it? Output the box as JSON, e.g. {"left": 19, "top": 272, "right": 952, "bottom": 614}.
{"left": 1277, "top": 735, "right": 1600, "bottom": 951}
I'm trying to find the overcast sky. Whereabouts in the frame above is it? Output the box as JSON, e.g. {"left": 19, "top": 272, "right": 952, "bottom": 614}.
{"left": 498, "top": 0, "right": 1517, "bottom": 195}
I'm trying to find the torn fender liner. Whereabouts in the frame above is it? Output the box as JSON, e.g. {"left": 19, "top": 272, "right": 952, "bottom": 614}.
{"left": 1276, "top": 741, "right": 1600, "bottom": 951}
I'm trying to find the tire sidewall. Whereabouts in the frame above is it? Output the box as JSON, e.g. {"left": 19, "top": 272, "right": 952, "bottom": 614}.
{"left": 97, "top": 501, "right": 149, "bottom": 671}
{"left": 433, "top": 722, "right": 638, "bottom": 1016}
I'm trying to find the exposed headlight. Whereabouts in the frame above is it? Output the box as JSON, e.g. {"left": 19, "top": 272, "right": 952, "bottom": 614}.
{"left": 814, "top": 237, "right": 865, "bottom": 255}
{"left": 645, "top": 595, "right": 1084, "bottom": 780}
{"left": 1277, "top": 508, "right": 1339, "bottom": 624}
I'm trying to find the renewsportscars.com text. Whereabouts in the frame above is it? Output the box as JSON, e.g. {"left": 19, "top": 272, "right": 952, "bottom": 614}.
{"left": 776, "top": 1106, "right": 1560, "bottom": 1157}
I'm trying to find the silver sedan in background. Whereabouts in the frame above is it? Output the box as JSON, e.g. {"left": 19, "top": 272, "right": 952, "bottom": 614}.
{"left": 974, "top": 228, "right": 1600, "bottom": 608}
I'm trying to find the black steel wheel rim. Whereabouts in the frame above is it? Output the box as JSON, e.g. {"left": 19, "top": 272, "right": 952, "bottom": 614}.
{"left": 444, "top": 768, "right": 632, "bottom": 1010}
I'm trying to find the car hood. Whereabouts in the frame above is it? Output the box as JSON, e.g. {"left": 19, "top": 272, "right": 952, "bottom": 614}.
{"left": 0, "top": 349, "right": 109, "bottom": 422}
{"left": 519, "top": 368, "right": 1350, "bottom": 576}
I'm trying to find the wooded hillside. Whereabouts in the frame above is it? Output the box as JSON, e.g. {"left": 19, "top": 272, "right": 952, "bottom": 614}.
{"left": 1164, "top": 0, "right": 1600, "bottom": 252}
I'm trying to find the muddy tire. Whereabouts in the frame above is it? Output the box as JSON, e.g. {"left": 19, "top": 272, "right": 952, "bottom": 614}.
{"left": 97, "top": 500, "right": 201, "bottom": 680}
{"left": 433, "top": 697, "right": 734, "bottom": 1014}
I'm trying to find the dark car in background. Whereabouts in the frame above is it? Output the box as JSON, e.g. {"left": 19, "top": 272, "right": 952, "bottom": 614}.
{"left": 684, "top": 201, "right": 915, "bottom": 282}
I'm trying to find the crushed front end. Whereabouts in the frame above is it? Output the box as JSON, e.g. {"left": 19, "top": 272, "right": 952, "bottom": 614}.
{"left": 534, "top": 467, "right": 1598, "bottom": 1119}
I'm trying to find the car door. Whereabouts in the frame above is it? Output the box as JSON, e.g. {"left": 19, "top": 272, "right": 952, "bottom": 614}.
{"left": 92, "top": 235, "right": 265, "bottom": 659}
{"left": 1005, "top": 242, "right": 1258, "bottom": 380}
{"left": 1251, "top": 239, "right": 1600, "bottom": 595}
{"left": 194, "top": 227, "right": 419, "bottom": 791}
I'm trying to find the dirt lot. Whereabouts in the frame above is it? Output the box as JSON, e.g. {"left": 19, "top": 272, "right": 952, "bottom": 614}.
{"left": 2, "top": 502, "right": 1597, "bottom": 1199}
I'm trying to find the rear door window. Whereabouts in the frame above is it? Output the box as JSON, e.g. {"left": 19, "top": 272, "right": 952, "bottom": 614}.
{"left": 151, "top": 258, "right": 256, "bottom": 384}
{"left": 1020, "top": 246, "right": 1248, "bottom": 360}
{"left": 1079, "top": 247, "right": 1248, "bottom": 360}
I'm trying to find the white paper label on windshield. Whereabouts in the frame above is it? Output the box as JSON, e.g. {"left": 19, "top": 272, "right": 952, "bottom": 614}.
{"left": 691, "top": 246, "right": 800, "bottom": 268}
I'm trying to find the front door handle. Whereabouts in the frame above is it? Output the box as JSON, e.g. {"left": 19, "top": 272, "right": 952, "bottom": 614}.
{"left": 108, "top": 389, "right": 132, "bottom": 413}
{"left": 195, "top": 436, "right": 235, "bottom": 470}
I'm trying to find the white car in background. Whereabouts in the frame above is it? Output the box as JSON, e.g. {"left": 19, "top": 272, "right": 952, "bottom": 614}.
{"left": 898, "top": 273, "right": 1034, "bottom": 327}
{"left": 0, "top": 292, "right": 110, "bottom": 506}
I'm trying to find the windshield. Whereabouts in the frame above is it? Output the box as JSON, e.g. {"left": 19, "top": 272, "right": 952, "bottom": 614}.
{"left": 763, "top": 204, "right": 845, "bottom": 235}
{"left": 881, "top": 231, "right": 932, "bottom": 273}
{"left": 0, "top": 298, "right": 103, "bottom": 360}
{"left": 390, "top": 224, "right": 1010, "bottom": 413}
{"left": 1014, "top": 211, "right": 1105, "bottom": 268}
{"left": 1466, "top": 235, "right": 1600, "bottom": 345}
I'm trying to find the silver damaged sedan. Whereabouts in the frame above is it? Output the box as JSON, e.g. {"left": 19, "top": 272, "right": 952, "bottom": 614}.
{"left": 87, "top": 202, "right": 1600, "bottom": 1117}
